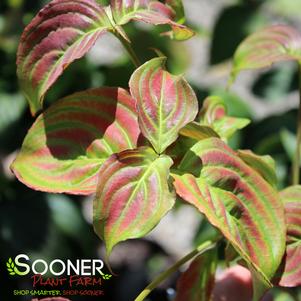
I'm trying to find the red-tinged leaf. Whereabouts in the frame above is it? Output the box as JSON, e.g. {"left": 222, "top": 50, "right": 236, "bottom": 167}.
{"left": 11, "top": 88, "right": 140, "bottom": 195}
{"left": 175, "top": 249, "right": 217, "bottom": 301}
{"left": 17, "top": 0, "right": 112, "bottom": 115}
{"left": 172, "top": 138, "right": 286, "bottom": 298}
{"left": 238, "top": 150, "right": 278, "bottom": 188}
{"left": 110, "top": 0, "right": 193, "bottom": 40}
{"left": 275, "top": 186, "right": 301, "bottom": 287}
{"left": 231, "top": 25, "right": 301, "bottom": 82}
{"left": 199, "top": 96, "right": 250, "bottom": 140}
{"left": 93, "top": 147, "right": 175, "bottom": 256}
{"left": 129, "top": 57, "right": 198, "bottom": 154}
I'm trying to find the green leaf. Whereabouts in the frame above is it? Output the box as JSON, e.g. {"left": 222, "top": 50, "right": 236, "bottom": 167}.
{"left": 93, "top": 147, "right": 175, "bottom": 256}
{"left": 111, "top": 0, "right": 193, "bottom": 40}
{"left": 199, "top": 96, "right": 250, "bottom": 140}
{"left": 172, "top": 138, "right": 286, "bottom": 298}
{"left": 11, "top": 88, "right": 140, "bottom": 195}
{"left": 175, "top": 249, "right": 217, "bottom": 301}
{"left": 231, "top": 25, "right": 301, "bottom": 82}
{"left": 129, "top": 57, "right": 198, "bottom": 154}
{"left": 17, "top": 0, "right": 113, "bottom": 115}
{"left": 275, "top": 186, "right": 301, "bottom": 287}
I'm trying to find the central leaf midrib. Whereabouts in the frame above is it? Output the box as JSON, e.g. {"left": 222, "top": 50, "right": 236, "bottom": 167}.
{"left": 109, "top": 157, "right": 159, "bottom": 247}
{"left": 157, "top": 72, "right": 166, "bottom": 153}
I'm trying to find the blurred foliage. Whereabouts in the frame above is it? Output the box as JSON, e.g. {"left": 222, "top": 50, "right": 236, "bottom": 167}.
{"left": 0, "top": 0, "right": 300, "bottom": 300}
{"left": 210, "top": 1, "right": 266, "bottom": 65}
{"left": 252, "top": 63, "right": 298, "bottom": 102}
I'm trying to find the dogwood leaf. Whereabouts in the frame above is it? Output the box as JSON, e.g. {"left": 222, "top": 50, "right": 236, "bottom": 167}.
{"left": 172, "top": 138, "right": 286, "bottom": 298}
{"left": 231, "top": 25, "right": 301, "bottom": 82}
{"left": 199, "top": 96, "right": 250, "bottom": 140}
{"left": 11, "top": 88, "right": 140, "bottom": 195}
{"left": 276, "top": 186, "right": 301, "bottom": 287}
{"left": 17, "top": 0, "right": 113, "bottom": 115}
{"left": 129, "top": 57, "right": 198, "bottom": 154}
{"left": 93, "top": 147, "right": 175, "bottom": 255}
{"left": 110, "top": 0, "right": 193, "bottom": 40}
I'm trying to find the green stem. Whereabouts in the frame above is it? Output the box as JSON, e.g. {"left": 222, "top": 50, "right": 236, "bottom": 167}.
{"left": 134, "top": 240, "right": 217, "bottom": 301}
{"left": 113, "top": 28, "right": 141, "bottom": 68}
{"left": 293, "top": 64, "right": 301, "bottom": 185}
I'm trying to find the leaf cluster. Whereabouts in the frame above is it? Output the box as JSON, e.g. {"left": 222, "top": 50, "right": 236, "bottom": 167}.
{"left": 11, "top": 1, "right": 301, "bottom": 300}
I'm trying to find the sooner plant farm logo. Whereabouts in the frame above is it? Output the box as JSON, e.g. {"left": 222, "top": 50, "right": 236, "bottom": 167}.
{"left": 6, "top": 254, "right": 112, "bottom": 279}
{"left": 6, "top": 254, "right": 112, "bottom": 280}
{"left": 6, "top": 254, "right": 112, "bottom": 298}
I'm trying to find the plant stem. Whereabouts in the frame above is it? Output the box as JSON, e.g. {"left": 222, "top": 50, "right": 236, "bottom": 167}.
{"left": 134, "top": 240, "right": 217, "bottom": 301}
{"left": 293, "top": 64, "right": 301, "bottom": 185}
{"left": 113, "top": 28, "right": 141, "bottom": 68}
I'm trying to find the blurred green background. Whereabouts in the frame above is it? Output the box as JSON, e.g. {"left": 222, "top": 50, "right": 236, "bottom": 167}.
{"left": 0, "top": 0, "right": 301, "bottom": 300}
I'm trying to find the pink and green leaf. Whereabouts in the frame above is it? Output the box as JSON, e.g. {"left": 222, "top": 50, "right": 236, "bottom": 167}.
{"left": 129, "top": 57, "right": 198, "bottom": 154}
{"left": 11, "top": 88, "right": 140, "bottom": 195}
{"left": 275, "top": 186, "right": 301, "bottom": 287}
{"left": 17, "top": 0, "right": 113, "bottom": 115}
{"left": 172, "top": 138, "right": 286, "bottom": 297}
{"left": 110, "top": 0, "right": 193, "bottom": 40}
{"left": 231, "top": 25, "right": 301, "bottom": 82}
{"left": 18, "top": 0, "right": 193, "bottom": 115}
{"left": 93, "top": 147, "right": 175, "bottom": 256}
{"left": 175, "top": 249, "right": 217, "bottom": 301}
{"left": 199, "top": 96, "right": 250, "bottom": 140}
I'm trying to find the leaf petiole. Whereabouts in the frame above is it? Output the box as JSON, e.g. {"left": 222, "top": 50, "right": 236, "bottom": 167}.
{"left": 113, "top": 27, "right": 141, "bottom": 68}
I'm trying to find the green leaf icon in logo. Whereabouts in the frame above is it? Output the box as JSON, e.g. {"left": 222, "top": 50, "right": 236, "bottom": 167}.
{"left": 98, "top": 270, "right": 112, "bottom": 280}
{"left": 6, "top": 258, "right": 16, "bottom": 275}
{"left": 102, "top": 273, "right": 112, "bottom": 280}
{"left": 6, "top": 258, "right": 24, "bottom": 276}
